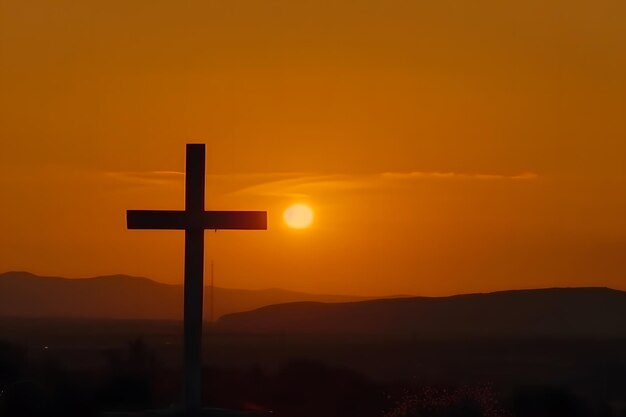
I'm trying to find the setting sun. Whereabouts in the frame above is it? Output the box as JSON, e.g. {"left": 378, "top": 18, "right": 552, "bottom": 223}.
{"left": 283, "top": 204, "right": 314, "bottom": 229}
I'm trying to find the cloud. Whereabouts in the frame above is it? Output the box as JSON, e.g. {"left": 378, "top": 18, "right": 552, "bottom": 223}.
{"left": 105, "top": 170, "right": 313, "bottom": 195}
{"left": 0, "top": 166, "right": 538, "bottom": 200}
{"left": 104, "top": 171, "right": 184, "bottom": 185}
{"left": 380, "top": 171, "right": 539, "bottom": 181}
{"left": 233, "top": 175, "right": 341, "bottom": 198}
{"left": 235, "top": 171, "right": 539, "bottom": 197}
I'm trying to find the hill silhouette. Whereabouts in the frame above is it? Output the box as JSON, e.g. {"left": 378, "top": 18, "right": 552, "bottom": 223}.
{"left": 0, "top": 271, "right": 366, "bottom": 320}
{"left": 217, "top": 287, "right": 626, "bottom": 338}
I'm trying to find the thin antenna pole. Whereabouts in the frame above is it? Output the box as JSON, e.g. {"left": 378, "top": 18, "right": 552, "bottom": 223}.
{"left": 210, "top": 260, "right": 215, "bottom": 323}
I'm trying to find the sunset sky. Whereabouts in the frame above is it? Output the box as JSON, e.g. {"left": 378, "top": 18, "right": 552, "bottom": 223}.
{"left": 1, "top": 0, "right": 625, "bottom": 296}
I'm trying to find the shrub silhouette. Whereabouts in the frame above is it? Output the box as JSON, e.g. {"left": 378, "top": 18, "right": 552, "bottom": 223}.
{"left": 0, "top": 340, "right": 26, "bottom": 387}
{"left": 0, "top": 380, "right": 48, "bottom": 417}
{"left": 99, "top": 337, "right": 158, "bottom": 411}
{"left": 268, "top": 360, "right": 384, "bottom": 417}
{"left": 384, "top": 384, "right": 512, "bottom": 417}
{"left": 508, "top": 386, "right": 587, "bottom": 417}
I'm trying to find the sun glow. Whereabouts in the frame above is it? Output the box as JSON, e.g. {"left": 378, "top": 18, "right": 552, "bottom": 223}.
{"left": 283, "top": 204, "right": 314, "bottom": 229}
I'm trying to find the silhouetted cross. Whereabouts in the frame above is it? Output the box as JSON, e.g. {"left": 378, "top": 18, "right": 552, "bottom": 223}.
{"left": 127, "top": 144, "right": 267, "bottom": 413}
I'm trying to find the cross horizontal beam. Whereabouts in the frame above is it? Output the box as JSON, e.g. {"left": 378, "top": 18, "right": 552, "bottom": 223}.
{"left": 127, "top": 210, "right": 267, "bottom": 230}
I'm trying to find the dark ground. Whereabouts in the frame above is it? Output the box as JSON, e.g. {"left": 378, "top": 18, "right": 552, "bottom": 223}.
{"left": 0, "top": 318, "right": 624, "bottom": 416}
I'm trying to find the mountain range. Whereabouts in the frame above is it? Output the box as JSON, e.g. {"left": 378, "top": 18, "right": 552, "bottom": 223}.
{"left": 3, "top": 272, "right": 624, "bottom": 338}
{"left": 0, "top": 271, "right": 366, "bottom": 320}
{"left": 217, "top": 287, "right": 626, "bottom": 338}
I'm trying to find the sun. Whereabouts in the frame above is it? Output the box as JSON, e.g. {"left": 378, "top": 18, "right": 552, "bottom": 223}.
{"left": 283, "top": 204, "right": 314, "bottom": 229}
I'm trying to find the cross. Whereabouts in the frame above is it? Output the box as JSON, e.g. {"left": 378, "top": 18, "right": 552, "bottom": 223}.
{"left": 126, "top": 144, "right": 267, "bottom": 413}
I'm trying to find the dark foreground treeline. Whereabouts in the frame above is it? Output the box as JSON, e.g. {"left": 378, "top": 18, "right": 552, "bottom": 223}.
{"left": 0, "top": 335, "right": 625, "bottom": 417}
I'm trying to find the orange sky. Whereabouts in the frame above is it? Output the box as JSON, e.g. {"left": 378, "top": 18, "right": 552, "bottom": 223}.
{"left": 1, "top": 0, "right": 625, "bottom": 296}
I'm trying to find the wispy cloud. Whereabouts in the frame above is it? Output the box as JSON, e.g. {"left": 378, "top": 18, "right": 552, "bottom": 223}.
{"left": 104, "top": 171, "right": 184, "bottom": 185}
{"left": 104, "top": 170, "right": 313, "bottom": 195}
{"left": 233, "top": 175, "right": 360, "bottom": 198}
{"left": 234, "top": 171, "right": 539, "bottom": 197}
{"left": 380, "top": 171, "right": 539, "bottom": 181}
{"left": 0, "top": 166, "right": 538, "bottom": 199}
{"left": 105, "top": 171, "right": 311, "bottom": 185}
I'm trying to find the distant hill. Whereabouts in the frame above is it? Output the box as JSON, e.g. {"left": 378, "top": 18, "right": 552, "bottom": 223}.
{"left": 217, "top": 287, "right": 626, "bottom": 338}
{"left": 0, "top": 272, "right": 367, "bottom": 320}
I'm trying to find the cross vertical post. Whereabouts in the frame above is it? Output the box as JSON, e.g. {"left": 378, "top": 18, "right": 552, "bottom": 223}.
{"left": 183, "top": 144, "right": 206, "bottom": 412}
